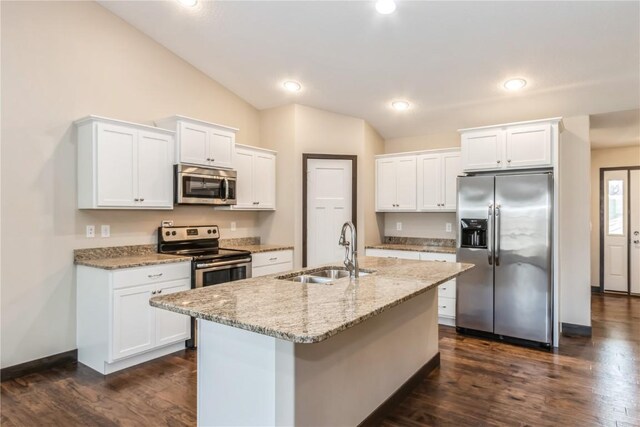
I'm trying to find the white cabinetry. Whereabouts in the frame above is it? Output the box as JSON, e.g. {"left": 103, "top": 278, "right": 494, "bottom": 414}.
{"left": 417, "top": 150, "right": 461, "bottom": 212}
{"left": 156, "top": 115, "right": 237, "bottom": 169}
{"left": 232, "top": 145, "right": 276, "bottom": 210}
{"left": 76, "top": 116, "right": 174, "bottom": 210}
{"left": 365, "top": 248, "right": 457, "bottom": 325}
{"left": 252, "top": 250, "right": 293, "bottom": 277}
{"left": 460, "top": 118, "right": 560, "bottom": 172}
{"left": 375, "top": 156, "right": 417, "bottom": 211}
{"left": 77, "top": 262, "right": 191, "bottom": 374}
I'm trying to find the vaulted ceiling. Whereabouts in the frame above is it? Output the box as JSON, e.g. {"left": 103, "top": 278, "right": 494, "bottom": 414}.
{"left": 101, "top": 1, "right": 640, "bottom": 139}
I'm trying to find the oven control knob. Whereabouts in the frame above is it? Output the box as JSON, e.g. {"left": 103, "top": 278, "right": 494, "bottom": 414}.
{"left": 208, "top": 229, "right": 212, "bottom": 234}
{"left": 212, "top": 229, "right": 217, "bottom": 234}
{"left": 165, "top": 231, "right": 170, "bottom": 236}
{"left": 171, "top": 231, "right": 176, "bottom": 236}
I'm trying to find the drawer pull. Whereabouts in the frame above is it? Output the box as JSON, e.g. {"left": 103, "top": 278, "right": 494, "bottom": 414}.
{"left": 148, "top": 273, "right": 163, "bottom": 278}
{"left": 439, "top": 305, "right": 447, "bottom": 309}
{"left": 269, "top": 257, "right": 278, "bottom": 261}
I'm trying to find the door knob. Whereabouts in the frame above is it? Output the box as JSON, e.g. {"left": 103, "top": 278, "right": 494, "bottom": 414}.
{"left": 634, "top": 231, "right": 639, "bottom": 236}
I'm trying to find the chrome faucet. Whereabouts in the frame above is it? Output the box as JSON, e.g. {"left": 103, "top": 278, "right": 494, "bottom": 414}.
{"left": 339, "top": 221, "right": 359, "bottom": 278}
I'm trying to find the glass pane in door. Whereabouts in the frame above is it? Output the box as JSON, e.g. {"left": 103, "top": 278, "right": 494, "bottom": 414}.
{"left": 608, "top": 180, "right": 624, "bottom": 235}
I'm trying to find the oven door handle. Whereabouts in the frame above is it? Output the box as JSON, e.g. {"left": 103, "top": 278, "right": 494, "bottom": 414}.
{"left": 195, "top": 258, "right": 252, "bottom": 269}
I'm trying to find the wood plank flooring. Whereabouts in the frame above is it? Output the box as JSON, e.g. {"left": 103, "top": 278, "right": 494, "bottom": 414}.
{"left": 1, "top": 294, "right": 638, "bottom": 426}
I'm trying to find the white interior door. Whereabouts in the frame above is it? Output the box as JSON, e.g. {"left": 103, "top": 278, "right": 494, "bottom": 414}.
{"left": 307, "top": 158, "right": 352, "bottom": 267}
{"left": 630, "top": 170, "right": 640, "bottom": 295}
{"left": 604, "top": 170, "right": 628, "bottom": 292}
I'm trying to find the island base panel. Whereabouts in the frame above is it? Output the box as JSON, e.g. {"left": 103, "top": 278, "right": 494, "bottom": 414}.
{"left": 197, "top": 288, "right": 438, "bottom": 426}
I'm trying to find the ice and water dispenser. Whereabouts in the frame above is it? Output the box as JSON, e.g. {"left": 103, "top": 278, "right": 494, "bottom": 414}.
{"left": 460, "top": 219, "right": 488, "bottom": 248}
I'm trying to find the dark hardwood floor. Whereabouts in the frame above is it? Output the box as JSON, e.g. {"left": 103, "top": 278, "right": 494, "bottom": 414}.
{"left": 1, "top": 294, "right": 638, "bottom": 426}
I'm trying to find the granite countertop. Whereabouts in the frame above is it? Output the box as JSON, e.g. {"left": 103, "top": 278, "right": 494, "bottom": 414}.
{"left": 74, "top": 244, "right": 191, "bottom": 270}
{"left": 365, "top": 244, "right": 456, "bottom": 254}
{"left": 150, "top": 256, "right": 473, "bottom": 344}
{"left": 222, "top": 243, "right": 294, "bottom": 253}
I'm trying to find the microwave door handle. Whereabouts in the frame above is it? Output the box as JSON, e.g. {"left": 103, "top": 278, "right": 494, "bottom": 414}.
{"left": 495, "top": 204, "right": 501, "bottom": 266}
{"left": 223, "top": 178, "right": 229, "bottom": 200}
{"left": 487, "top": 204, "right": 493, "bottom": 265}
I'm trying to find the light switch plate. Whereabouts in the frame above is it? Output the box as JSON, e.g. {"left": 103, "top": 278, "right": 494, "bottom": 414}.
{"left": 396, "top": 222, "right": 402, "bottom": 231}
{"left": 86, "top": 225, "right": 95, "bottom": 238}
{"left": 446, "top": 223, "right": 452, "bottom": 233}
{"left": 230, "top": 221, "right": 237, "bottom": 231}
{"left": 101, "top": 225, "right": 110, "bottom": 237}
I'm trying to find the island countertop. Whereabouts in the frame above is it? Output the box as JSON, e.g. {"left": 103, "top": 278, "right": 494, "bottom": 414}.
{"left": 150, "top": 256, "right": 473, "bottom": 344}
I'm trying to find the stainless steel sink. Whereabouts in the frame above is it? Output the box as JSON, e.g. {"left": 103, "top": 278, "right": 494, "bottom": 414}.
{"left": 279, "top": 267, "right": 373, "bottom": 283}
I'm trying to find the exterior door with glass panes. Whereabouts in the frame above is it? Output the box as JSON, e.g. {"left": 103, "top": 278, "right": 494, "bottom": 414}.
{"left": 603, "top": 169, "right": 629, "bottom": 292}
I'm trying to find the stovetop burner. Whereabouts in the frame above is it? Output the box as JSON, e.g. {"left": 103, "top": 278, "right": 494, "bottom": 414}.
{"left": 157, "top": 225, "right": 251, "bottom": 261}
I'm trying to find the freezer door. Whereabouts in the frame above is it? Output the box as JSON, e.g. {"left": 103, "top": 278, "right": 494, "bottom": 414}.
{"left": 456, "top": 175, "right": 495, "bottom": 333}
{"left": 494, "top": 174, "right": 552, "bottom": 343}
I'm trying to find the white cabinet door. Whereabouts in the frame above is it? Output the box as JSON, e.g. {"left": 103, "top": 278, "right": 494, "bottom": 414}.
{"left": 112, "top": 283, "right": 155, "bottom": 360}
{"left": 209, "top": 129, "right": 234, "bottom": 169}
{"left": 155, "top": 280, "right": 191, "bottom": 347}
{"left": 253, "top": 152, "right": 276, "bottom": 209}
{"left": 233, "top": 148, "right": 254, "bottom": 209}
{"left": 417, "top": 154, "right": 441, "bottom": 211}
{"left": 395, "top": 157, "right": 417, "bottom": 210}
{"left": 96, "top": 123, "right": 137, "bottom": 207}
{"left": 441, "top": 152, "right": 462, "bottom": 211}
{"left": 376, "top": 158, "right": 397, "bottom": 210}
{"left": 137, "top": 130, "right": 174, "bottom": 208}
{"left": 461, "top": 129, "right": 504, "bottom": 171}
{"left": 179, "top": 121, "right": 210, "bottom": 166}
{"left": 505, "top": 123, "right": 551, "bottom": 169}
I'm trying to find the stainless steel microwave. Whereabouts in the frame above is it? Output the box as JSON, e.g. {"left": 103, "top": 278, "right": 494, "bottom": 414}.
{"left": 174, "top": 164, "right": 237, "bottom": 206}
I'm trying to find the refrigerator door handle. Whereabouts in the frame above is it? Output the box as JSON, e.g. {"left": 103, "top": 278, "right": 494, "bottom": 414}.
{"left": 495, "top": 203, "right": 501, "bottom": 266}
{"left": 487, "top": 203, "right": 493, "bottom": 265}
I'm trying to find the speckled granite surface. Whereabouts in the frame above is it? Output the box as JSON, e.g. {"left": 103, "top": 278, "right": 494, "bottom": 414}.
{"left": 365, "top": 244, "right": 456, "bottom": 254}
{"left": 150, "top": 256, "right": 473, "bottom": 343}
{"left": 74, "top": 245, "right": 191, "bottom": 270}
{"left": 220, "top": 237, "right": 293, "bottom": 253}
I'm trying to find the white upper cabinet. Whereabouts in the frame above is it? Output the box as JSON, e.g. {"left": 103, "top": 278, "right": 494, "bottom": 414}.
{"left": 156, "top": 115, "right": 237, "bottom": 169}
{"left": 76, "top": 116, "right": 174, "bottom": 210}
{"left": 417, "top": 150, "right": 461, "bottom": 212}
{"left": 232, "top": 144, "right": 276, "bottom": 210}
{"left": 375, "top": 156, "right": 417, "bottom": 211}
{"left": 459, "top": 118, "right": 561, "bottom": 172}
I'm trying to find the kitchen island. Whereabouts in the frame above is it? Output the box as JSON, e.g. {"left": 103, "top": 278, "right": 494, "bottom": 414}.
{"left": 151, "top": 256, "right": 473, "bottom": 426}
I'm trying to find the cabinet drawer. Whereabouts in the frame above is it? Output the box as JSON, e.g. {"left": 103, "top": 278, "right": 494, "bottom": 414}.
{"left": 252, "top": 250, "right": 293, "bottom": 268}
{"left": 253, "top": 262, "right": 293, "bottom": 278}
{"left": 419, "top": 252, "right": 456, "bottom": 262}
{"left": 112, "top": 262, "right": 191, "bottom": 289}
{"left": 438, "top": 296, "right": 456, "bottom": 318}
{"left": 438, "top": 280, "right": 456, "bottom": 298}
{"left": 365, "top": 249, "right": 420, "bottom": 260}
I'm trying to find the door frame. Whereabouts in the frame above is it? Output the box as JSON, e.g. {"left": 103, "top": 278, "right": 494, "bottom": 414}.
{"left": 302, "top": 154, "right": 358, "bottom": 268}
{"left": 599, "top": 166, "right": 640, "bottom": 293}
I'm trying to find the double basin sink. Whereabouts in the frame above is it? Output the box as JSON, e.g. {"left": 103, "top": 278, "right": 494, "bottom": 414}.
{"left": 277, "top": 267, "right": 373, "bottom": 284}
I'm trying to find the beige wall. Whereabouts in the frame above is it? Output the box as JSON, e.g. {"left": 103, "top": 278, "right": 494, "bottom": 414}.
{"left": 0, "top": 1, "right": 264, "bottom": 368}
{"left": 590, "top": 146, "right": 640, "bottom": 286}
{"left": 558, "top": 116, "right": 592, "bottom": 327}
{"left": 363, "top": 122, "right": 386, "bottom": 245}
{"left": 383, "top": 131, "right": 460, "bottom": 239}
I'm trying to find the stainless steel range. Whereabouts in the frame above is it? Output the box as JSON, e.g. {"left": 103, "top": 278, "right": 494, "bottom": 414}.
{"left": 158, "top": 225, "right": 251, "bottom": 347}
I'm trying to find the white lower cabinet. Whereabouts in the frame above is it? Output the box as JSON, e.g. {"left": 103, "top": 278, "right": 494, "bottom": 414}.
{"left": 365, "top": 249, "right": 457, "bottom": 325}
{"left": 77, "top": 262, "right": 191, "bottom": 375}
{"left": 252, "top": 250, "right": 293, "bottom": 277}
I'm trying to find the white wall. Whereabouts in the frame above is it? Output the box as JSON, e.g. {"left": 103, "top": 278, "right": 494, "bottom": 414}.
{"left": 0, "top": 1, "right": 263, "bottom": 368}
{"left": 558, "top": 116, "right": 592, "bottom": 327}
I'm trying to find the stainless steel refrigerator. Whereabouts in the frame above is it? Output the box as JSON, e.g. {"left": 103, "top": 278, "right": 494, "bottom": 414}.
{"left": 456, "top": 173, "right": 553, "bottom": 346}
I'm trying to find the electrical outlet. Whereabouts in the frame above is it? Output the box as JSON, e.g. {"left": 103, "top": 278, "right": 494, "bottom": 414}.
{"left": 396, "top": 222, "right": 402, "bottom": 231}
{"left": 446, "top": 223, "right": 452, "bottom": 233}
{"left": 86, "top": 225, "right": 95, "bottom": 238}
{"left": 230, "top": 221, "right": 237, "bottom": 231}
{"left": 101, "top": 225, "right": 110, "bottom": 237}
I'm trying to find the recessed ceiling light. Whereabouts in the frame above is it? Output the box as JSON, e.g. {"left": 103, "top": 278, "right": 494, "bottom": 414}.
{"left": 177, "top": 0, "right": 197, "bottom": 7}
{"left": 391, "top": 100, "right": 410, "bottom": 111}
{"left": 504, "top": 78, "right": 527, "bottom": 91}
{"left": 376, "top": 0, "right": 396, "bottom": 14}
{"left": 283, "top": 80, "right": 302, "bottom": 92}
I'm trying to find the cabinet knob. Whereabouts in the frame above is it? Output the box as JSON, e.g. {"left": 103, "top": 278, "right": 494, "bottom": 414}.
{"left": 140, "top": 198, "right": 144, "bottom": 202}
{"left": 151, "top": 290, "right": 157, "bottom": 295}
{"left": 507, "top": 159, "right": 511, "bottom": 163}
{"left": 134, "top": 198, "right": 140, "bottom": 202}
{"left": 157, "top": 289, "right": 162, "bottom": 294}
{"left": 211, "top": 158, "right": 215, "bottom": 162}
{"left": 497, "top": 160, "right": 502, "bottom": 164}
